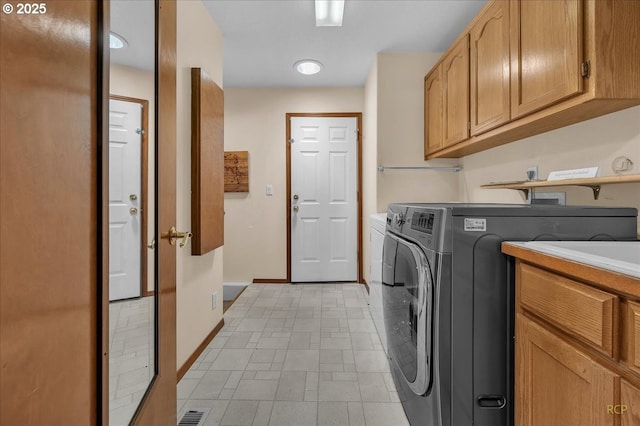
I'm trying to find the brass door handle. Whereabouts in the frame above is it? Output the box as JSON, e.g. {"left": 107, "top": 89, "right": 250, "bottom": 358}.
{"left": 147, "top": 239, "right": 156, "bottom": 249}
{"left": 161, "top": 226, "right": 192, "bottom": 248}
{"left": 293, "top": 205, "right": 299, "bottom": 212}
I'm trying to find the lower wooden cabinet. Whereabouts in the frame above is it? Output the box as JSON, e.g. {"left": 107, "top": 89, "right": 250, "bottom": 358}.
{"left": 505, "top": 250, "right": 640, "bottom": 426}
{"left": 516, "top": 314, "right": 617, "bottom": 426}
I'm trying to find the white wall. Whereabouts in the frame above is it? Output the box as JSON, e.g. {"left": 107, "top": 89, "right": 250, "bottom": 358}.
{"left": 109, "top": 64, "right": 155, "bottom": 292}
{"left": 223, "top": 88, "right": 364, "bottom": 282}
{"left": 460, "top": 106, "right": 640, "bottom": 234}
{"left": 176, "top": 0, "right": 224, "bottom": 368}
{"left": 362, "top": 57, "right": 379, "bottom": 285}
{"left": 375, "top": 53, "right": 460, "bottom": 212}
{"left": 361, "top": 53, "right": 460, "bottom": 283}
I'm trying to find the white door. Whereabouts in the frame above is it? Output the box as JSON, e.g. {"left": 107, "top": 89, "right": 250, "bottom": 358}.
{"left": 109, "top": 99, "right": 142, "bottom": 301}
{"left": 291, "top": 116, "right": 358, "bottom": 282}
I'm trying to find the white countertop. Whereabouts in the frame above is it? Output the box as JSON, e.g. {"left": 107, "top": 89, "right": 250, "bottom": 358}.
{"left": 507, "top": 241, "right": 640, "bottom": 279}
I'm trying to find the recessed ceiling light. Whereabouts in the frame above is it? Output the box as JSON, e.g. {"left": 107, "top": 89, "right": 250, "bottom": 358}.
{"left": 315, "top": 0, "right": 345, "bottom": 27}
{"left": 294, "top": 60, "right": 323, "bottom": 75}
{"left": 109, "top": 32, "right": 127, "bottom": 49}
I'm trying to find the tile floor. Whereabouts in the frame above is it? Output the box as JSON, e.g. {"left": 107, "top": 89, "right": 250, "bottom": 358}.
{"left": 109, "top": 296, "right": 155, "bottom": 425}
{"left": 177, "top": 283, "right": 410, "bottom": 426}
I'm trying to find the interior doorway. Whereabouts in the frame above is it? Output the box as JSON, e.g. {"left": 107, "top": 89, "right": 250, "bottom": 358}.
{"left": 286, "top": 113, "right": 363, "bottom": 283}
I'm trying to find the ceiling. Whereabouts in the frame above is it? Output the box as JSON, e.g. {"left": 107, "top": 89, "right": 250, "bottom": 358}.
{"left": 203, "top": 0, "right": 487, "bottom": 87}
{"left": 109, "top": 1, "right": 488, "bottom": 87}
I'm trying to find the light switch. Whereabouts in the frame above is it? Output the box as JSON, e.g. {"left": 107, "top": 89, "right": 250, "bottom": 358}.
{"left": 266, "top": 184, "right": 273, "bottom": 196}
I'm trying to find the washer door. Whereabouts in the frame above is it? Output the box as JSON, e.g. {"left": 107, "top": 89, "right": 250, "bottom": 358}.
{"left": 382, "top": 232, "right": 433, "bottom": 396}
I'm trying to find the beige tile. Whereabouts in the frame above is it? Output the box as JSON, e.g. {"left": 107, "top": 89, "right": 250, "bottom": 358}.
{"left": 283, "top": 350, "right": 319, "bottom": 371}
{"left": 275, "top": 371, "right": 306, "bottom": 401}
{"left": 268, "top": 401, "right": 317, "bottom": 426}
{"left": 210, "top": 349, "right": 254, "bottom": 371}
{"left": 233, "top": 379, "right": 278, "bottom": 400}
{"left": 253, "top": 401, "right": 274, "bottom": 426}
{"left": 177, "top": 378, "right": 200, "bottom": 400}
{"left": 357, "top": 372, "right": 391, "bottom": 402}
{"left": 221, "top": 400, "right": 260, "bottom": 426}
{"left": 347, "top": 402, "right": 366, "bottom": 426}
{"left": 236, "top": 318, "right": 267, "bottom": 332}
{"left": 250, "top": 349, "right": 276, "bottom": 363}
{"left": 318, "top": 380, "right": 360, "bottom": 402}
{"left": 362, "top": 403, "right": 409, "bottom": 426}
{"left": 354, "top": 351, "right": 390, "bottom": 373}
{"left": 318, "top": 402, "right": 349, "bottom": 426}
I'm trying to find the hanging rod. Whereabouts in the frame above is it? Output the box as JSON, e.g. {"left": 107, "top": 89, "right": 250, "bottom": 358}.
{"left": 377, "top": 165, "right": 462, "bottom": 172}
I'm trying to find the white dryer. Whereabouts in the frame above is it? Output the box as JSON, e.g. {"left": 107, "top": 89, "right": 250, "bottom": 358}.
{"left": 368, "top": 213, "right": 388, "bottom": 353}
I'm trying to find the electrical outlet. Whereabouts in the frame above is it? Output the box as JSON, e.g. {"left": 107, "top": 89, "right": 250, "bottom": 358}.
{"left": 212, "top": 292, "right": 218, "bottom": 310}
{"left": 526, "top": 166, "right": 538, "bottom": 181}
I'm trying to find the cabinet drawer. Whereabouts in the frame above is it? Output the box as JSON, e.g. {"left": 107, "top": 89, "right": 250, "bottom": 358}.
{"left": 519, "top": 263, "right": 617, "bottom": 357}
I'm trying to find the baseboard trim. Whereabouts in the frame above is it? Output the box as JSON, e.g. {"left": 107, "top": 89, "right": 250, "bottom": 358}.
{"left": 362, "top": 279, "right": 369, "bottom": 294}
{"left": 177, "top": 318, "right": 225, "bottom": 382}
{"left": 252, "top": 278, "right": 289, "bottom": 284}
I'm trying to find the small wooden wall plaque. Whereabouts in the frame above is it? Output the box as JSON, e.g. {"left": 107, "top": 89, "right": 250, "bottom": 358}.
{"left": 224, "top": 151, "right": 249, "bottom": 192}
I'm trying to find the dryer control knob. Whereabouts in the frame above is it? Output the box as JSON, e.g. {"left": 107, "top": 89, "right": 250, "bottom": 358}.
{"left": 393, "top": 212, "right": 405, "bottom": 227}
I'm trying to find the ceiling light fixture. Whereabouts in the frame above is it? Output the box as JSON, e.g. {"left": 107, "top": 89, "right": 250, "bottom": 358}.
{"left": 315, "top": 0, "right": 345, "bottom": 27}
{"left": 109, "top": 32, "right": 127, "bottom": 49}
{"left": 294, "top": 60, "right": 323, "bottom": 75}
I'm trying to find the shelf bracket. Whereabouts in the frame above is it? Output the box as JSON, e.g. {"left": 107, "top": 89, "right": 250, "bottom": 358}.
{"left": 578, "top": 184, "right": 601, "bottom": 200}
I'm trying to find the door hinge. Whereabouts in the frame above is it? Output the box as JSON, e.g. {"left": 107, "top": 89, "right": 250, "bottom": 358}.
{"left": 581, "top": 60, "right": 591, "bottom": 78}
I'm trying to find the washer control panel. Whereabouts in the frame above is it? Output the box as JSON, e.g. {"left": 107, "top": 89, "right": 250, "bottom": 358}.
{"left": 410, "top": 212, "right": 434, "bottom": 234}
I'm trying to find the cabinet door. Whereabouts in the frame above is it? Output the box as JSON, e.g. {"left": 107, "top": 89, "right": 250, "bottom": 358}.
{"left": 516, "top": 314, "right": 617, "bottom": 426}
{"left": 424, "top": 66, "right": 443, "bottom": 155}
{"left": 443, "top": 35, "right": 470, "bottom": 146}
{"left": 621, "top": 380, "right": 640, "bottom": 426}
{"left": 510, "top": 0, "right": 584, "bottom": 119}
{"left": 470, "top": 0, "right": 510, "bottom": 136}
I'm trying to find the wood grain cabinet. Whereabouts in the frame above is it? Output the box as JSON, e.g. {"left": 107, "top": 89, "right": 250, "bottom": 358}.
{"left": 510, "top": 0, "right": 583, "bottom": 119}
{"left": 470, "top": 0, "right": 511, "bottom": 136}
{"left": 442, "top": 36, "right": 470, "bottom": 147}
{"left": 424, "top": 65, "right": 443, "bottom": 156}
{"left": 517, "top": 314, "right": 617, "bottom": 426}
{"left": 424, "top": 0, "right": 640, "bottom": 159}
{"left": 504, "top": 247, "right": 640, "bottom": 426}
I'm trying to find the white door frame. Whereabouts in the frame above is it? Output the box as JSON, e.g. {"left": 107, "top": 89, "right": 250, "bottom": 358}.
{"left": 109, "top": 95, "right": 151, "bottom": 297}
{"left": 286, "top": 112, "right": 363, "bottom": 283}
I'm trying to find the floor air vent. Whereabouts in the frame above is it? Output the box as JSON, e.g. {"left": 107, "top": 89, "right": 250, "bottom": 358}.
{"left": 178, "top": 409, "right": 208, "bottom": 426}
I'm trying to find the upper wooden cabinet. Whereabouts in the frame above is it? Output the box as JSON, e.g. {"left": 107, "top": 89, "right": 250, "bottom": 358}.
{"left": 443, "top": 36, "right": 470, "bottom": 146}
{"left": 424, "top": 65, "right": 444, "bottom": 156}
{"left": 424, "top": 0, "right": 640, "bottom": 159}
{"left": 471, "top": 0, "right": 511, "bottom": 135}
{"left": 510, "top": 0, "right": 583, "bottom": 119}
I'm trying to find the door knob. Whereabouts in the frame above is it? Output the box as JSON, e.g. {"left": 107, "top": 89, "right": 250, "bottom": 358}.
{"left": 293, "top": 205, "right": 299, "bottom": 212}
{"left": 161, "top": 226, "right": 192, "bottom": 248}
{"left": 130, "top": 207, "right": 138, "bottom": 215}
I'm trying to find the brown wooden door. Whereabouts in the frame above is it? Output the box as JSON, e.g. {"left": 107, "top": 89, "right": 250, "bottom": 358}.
{"left": 131, "top": 0, "right": 178, "bottom": 424}
{"left": 424, "top": 65, "right": 444, "bottom": 156}
{"left": 443, "top": 35, "right": 470, "bottom": 147}
{"left": 470, "top": 0, "right": 510, "bottom": 136}
{"left": 0, "top": 1, "right": 101, "bottom": 424}
{"left": 510, "top": 0, "right": 584, "bottom": 119}
{"left": 516, "top": 314, "right": 617, "bottom": 426}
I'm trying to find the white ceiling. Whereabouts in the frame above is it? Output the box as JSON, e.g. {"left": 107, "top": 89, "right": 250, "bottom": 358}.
{"left": 109, "top": 0, "right": 488, "bottom": 87}
{"left": 203, "top": 0, "right": 487, "bottom": 87}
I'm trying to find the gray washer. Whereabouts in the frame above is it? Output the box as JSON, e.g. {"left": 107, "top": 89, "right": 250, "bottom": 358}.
{"left": 382, "top": 203, "right": 637, "bottom": 426}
